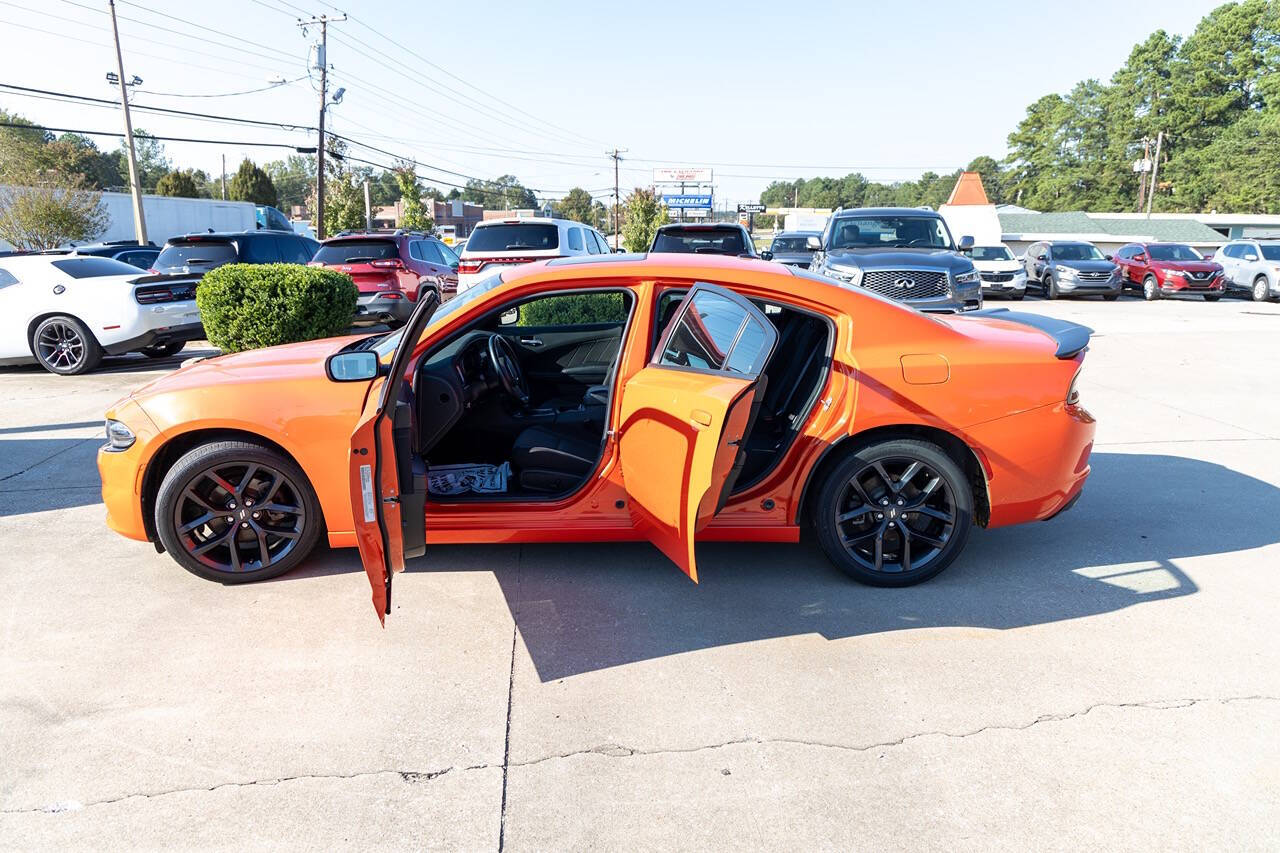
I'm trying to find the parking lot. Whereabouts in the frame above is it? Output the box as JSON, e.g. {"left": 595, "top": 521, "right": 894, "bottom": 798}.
{"left": 2, "top": 293, "right": 1278, "bottom": 849}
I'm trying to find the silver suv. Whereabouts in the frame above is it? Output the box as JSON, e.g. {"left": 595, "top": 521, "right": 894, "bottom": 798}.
{"left": 1217, "top": 240, "right": 1280, "bottom": 302}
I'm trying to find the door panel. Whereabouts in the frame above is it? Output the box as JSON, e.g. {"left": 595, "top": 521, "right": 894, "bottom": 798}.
{"left": 502, "top": 324, "right": 625, "bottom": 402}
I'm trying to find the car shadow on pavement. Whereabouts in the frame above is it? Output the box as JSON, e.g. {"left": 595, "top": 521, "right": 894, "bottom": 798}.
{"left": 0, "top": 435, "right": 103, "bottom": 516}
{"left": 0, "top": 346, "right": 220, "bottom": 377}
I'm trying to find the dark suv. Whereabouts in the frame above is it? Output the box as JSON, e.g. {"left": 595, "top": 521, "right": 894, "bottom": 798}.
{"left": 310, "top": 231, "right": 459, "bottom": 327}
{"left": 807, "top": 208, "right": 980, "bottom": 311}
{"left": 61, "top": 240, "right": 160, "bottom": 270}
{"left": 649, "top": 223, "right": 763, "bottom": 258}
{"left": 150, "top": 231, "right": 319, "bottom": 276}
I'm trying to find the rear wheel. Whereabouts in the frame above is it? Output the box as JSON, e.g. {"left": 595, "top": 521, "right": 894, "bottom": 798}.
{"left": 813, "top": 439, "right": 974, "bottom": 587}
{"left": 1143, "top": 275, "right": 1159, "bottom": 301}
{"left": 32, "top": 315, "right": 102, "bottom": 375}
{"left": 141, "top": 341, "right": 185, "bottom": 358}
{"left": 1010, "top": 293, "right": 1025, "bottom": 301}
{"left": 1103, "top": 294, "right": 1119, "bottom": 301}
{"left": 1204, "top": 293, "right": 1221, "bottom": 302}
{"left": 155, "top": 440, "right": 322, "bottom": 583}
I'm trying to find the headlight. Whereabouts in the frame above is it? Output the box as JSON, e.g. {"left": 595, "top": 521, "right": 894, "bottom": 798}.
{"left": 1164, "top": 268, "right": 1186, "bottom": 278}
{"left": 954, "top": 269, "right": 981, "bottom": 286}
{"left": 104, "top": 418, "right": 136, "bottom": 451}
{"left": 1056, "top": 266, "right": 1078, "bottom": 279}
{"left": 822, "top": 265, "right": 862, "bottom": 286}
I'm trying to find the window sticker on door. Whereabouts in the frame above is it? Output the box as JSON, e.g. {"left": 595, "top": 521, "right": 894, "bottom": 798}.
{"left": 359, "top": 464, "right": 376, "bottom": 522}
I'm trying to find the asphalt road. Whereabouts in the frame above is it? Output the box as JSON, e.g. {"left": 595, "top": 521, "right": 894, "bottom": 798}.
{"left": 2, "top": 294, "right": 1278, "bottom": 850}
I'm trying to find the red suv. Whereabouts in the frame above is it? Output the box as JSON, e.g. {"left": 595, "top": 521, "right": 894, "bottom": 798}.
{"left": 1114, "top": 242, "right": 1224, "bottom": 302}
{"left": 310, "top": 230, "right": 459, "bottom": 326}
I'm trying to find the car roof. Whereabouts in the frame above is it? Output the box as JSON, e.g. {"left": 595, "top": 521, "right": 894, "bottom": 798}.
{"left": 169, "top": 230, "right": 304, "bottom": 242}
{"left": 0, "top": 253, "right": 140, "bottom": 276}
{"left": 773, "top": 230, "right": 820, "bottom": 237}
{"left": 471, "top": 217, "right": 586, "bottom": 229}
{"left": 834, "top": 207, "right": 942, "bottom": 218}
{"left": 656, "top": 222, "right": 745, "bottom": 231}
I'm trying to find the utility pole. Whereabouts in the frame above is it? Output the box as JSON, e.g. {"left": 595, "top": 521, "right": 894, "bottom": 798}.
{"left": 220, "top": 153, "right": 227, "bottom": 200}
{"left": 299, "top": 13, "right": 346, "bottom": 239}
{"left": 1145, "top": 131, "right": 1164, "bottom": 219}
{"left": 607, "top": 148, "right": 626, "bottom": 246}
{"left": 108, "top": 0, "right": 147, "bottom": 244}
{"left": 363, "top": 178, "right": 371, "bottom": 230}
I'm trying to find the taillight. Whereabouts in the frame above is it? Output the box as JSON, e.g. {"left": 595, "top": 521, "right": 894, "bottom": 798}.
{"left": 135, "top": 283, "right": 196, "bottom": 304}
{"left": 457, "top": 259, "right": 484, "bottom": 275}
{"left": 1066, "top": 369, "right": 1082, "bottom": 406}
{"left": 370, "top": 259, "right": 404, "bottom": 270}
{"left": 458, "top": 256, "right": 557, "bottom": 275}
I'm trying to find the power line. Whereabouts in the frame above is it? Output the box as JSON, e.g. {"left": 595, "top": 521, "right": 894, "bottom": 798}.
{"left": 0, "top": 120, "right": 315, "bottom": 151}
{"left": 136, "top": 76, "right": 309, "bottom": 99}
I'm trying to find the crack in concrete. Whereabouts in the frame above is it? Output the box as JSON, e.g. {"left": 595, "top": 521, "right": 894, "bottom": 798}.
{"left": 0, "top": 437, "right": 99, "bottom": 483}
{"left": 5, "top": 695, "right": 1272, "bottom": 816}
{"left": 507, "top": 694, "right": 1278, "bottom": 769}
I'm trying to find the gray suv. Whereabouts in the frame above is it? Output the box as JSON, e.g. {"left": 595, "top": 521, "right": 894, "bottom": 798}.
{"left": 1022, "top": 241, "right": 1122, "bottom": 300}
{"left": 1217, "top": 239, "right": 1280, "bottom": 302}
{"left": 807, "top": 208, "right": 981, "bottom": 311}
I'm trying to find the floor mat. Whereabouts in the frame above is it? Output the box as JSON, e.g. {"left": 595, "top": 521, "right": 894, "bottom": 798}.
{"left": 427, "top": 462, "right": 511, "bottom": 495}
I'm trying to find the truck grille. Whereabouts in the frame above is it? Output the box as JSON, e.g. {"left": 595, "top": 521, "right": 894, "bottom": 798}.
{"left": 980, "top": 271, "right": 1014, "bottom": 283}
{"left": 860, "top": 269, "right": 949, "bottom": 300}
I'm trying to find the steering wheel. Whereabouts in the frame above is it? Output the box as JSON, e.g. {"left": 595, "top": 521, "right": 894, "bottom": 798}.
{"left": 488, "top": 334, "right": 529, "bottom": 406}
{"left": 906, "top": 238, "right": 931, "bottom": 247}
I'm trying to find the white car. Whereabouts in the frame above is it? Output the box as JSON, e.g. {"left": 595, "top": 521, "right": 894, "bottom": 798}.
{"left": 456, "top": 217, "right": 611, "bottom": 292}
{"left": 969, "top": 244, "right": 1028, "bottom": 300}
{"left": 0, "top": 254, "right": 203, "bottom": 375}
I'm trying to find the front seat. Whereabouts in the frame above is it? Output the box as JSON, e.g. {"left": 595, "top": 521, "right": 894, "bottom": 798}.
{"left": 511, "top": 425, "right": 600, "bottom": 493}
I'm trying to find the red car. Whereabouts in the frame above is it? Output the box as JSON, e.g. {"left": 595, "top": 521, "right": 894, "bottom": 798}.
{"left": 1113, "top": 242, "right": 1224, "bottom": 301}
{"left": 310, "top": 230, "right": 459, "bottom": 326}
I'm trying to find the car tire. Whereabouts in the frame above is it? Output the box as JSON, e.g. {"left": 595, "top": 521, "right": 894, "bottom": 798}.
{"left": 1043, "top": 273, "right": 1058, "bottom": 299}
{"left": 813, "top": 439, "right": 974, "bottom": 587}
{"left": 1103, "top": 294, "right": 1119, "bottom": 301}
{"left": 1204, "top": 293, "right": 1221, "bottom": 302}
{"left": 1252, "top": 276, "right": 1272, "bottom": 302}
{"left": 140, "top": 341, "right": 185, "bottom": 358}
{"left": 31, "top": 315, "right": 103, "bottom": 375}
{"left": 1143, "top": 275, "right": 1159, "bottom": 301}
{"left": 1010, "top": 293, "right": 1025, "bottom": 301}
{"left": 155, "top": 440, "right": 323, "bottom": 584}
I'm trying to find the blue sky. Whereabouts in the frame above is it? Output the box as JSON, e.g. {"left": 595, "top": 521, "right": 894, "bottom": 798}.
{"left": 0, "top": 0, "right": 1221, "bottom": 207}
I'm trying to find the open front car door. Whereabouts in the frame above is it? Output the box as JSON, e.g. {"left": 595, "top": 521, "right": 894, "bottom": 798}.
{"left": 617, "top": 283, "right": 778, "bottom": 581}
{"left": 347, "top": 293, "right": 438, "bottom": 624}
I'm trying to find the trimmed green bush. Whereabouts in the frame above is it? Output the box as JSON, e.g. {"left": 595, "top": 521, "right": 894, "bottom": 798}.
{"left": 196, "top": 263, "right": 358, "bottom": 353}
{"left": 516, "top": 293, "right": 628, "bottom": 327}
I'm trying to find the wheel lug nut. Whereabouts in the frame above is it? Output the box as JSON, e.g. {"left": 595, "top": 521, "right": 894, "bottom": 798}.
{"left": 240, "top": 522, "right": 249, "bottom": 528}
{"left": 225, "top": 516, "right": 234, "bottom": 523}
{"left": 880, "top": 499, "right": 888, "bottom": 506}
{"left": 252, "top": 511, "right": 260, "bottom": 519}
{"left": 876, "top": 512, "right": 884, "bottom": 519}
{"left": 245, "top": 500, "right": 253, "bottom": 507}
{"left": 896, "top": 499, "right": 904, "bottom": 506}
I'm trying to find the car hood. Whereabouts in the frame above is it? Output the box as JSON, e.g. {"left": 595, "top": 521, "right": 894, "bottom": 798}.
{"left": 1053, "top": 259, "right": 1115, "bottom": 272}
{"left": 973, "top": 259, "right": 1023, "bottom": 273}
{"left": 1153, "top": 260, "right": 1220, "bottom": 273}
{"left": 824, "top": 248, "right": 971, "bottom": 272}
{"left": 130, "top": 335, "right": 364, "bottom": 400}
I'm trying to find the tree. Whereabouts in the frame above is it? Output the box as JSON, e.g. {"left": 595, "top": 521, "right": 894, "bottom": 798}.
{"left": 463, "top": 174, "right": 536, "bottom": 210}
{"left": 155, "top": 169, "right": 204, "bottom": 198}
{"left": 118, "top": 129, "right": 170, "bottom": 190}
{"left": 228, "top": 158, "right": 279, "bottom": 207}
{"left": 393, "top": 162, "right": 434, "bottom": 231}
{"left": 264, "top": 155, "right": 315, "bottom": 213}
{"left": 621, "top": 187, "right": 668, "bottom": 252}
{"left": 369, "top": 169, "right": 402, "bottom": 207}
{"left": 554, "top": 187, "right": 600, "bottom": 227}
{"left": 0, "top": 166, "right": 108, "bottom": 250}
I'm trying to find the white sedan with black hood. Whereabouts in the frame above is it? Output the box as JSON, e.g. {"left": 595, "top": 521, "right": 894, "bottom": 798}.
{"left": 0, "top": 254, "right": 203, "bottom": 375}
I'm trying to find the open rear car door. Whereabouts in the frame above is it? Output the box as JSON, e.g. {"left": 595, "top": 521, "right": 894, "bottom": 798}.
{"left": 344, "top": 293, "right": 438, "bottom": 624}
{"left": 617, "top": 283, "right": 778, "bottom": 581}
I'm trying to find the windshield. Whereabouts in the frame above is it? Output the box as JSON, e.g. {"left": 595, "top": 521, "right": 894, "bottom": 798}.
{"left": 49, "top": 257, "right": 144, "bottom": 278}
{"left": 1147, "top": 244, "right": 1203, "bottom": 262}
{"left": 828, "top": 216, "right": 951, "bottom": 250}
{"left": 1260, "top": 245, "right": 1280, "bottom": 261}
{"left": 371, "top": 271, "right": 506, "bottom": 358}
{"left": 971, "top": 246, "right": 1013, "bottom": 261}
{"left": 1053, "top": 243, "right": 1105, "bottom": 261}
{"left": 313, "top": 239, "right": 398, "bottom": 264}
{"left": 770, "top": 236, "right": 814, "bottom": 253}
{"left": 464, "top": 223, "right": 559, "bottom": 253}
{"left": 652, "top": 228, "right": 749, "bottom": 255}
{"left": 154, "top": 240, "right": 237, "bottom": 271}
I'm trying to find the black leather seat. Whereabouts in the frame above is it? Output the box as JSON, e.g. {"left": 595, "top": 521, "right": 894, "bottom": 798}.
{"left": 511, "top": 425, "right": 599, "bottom": 493}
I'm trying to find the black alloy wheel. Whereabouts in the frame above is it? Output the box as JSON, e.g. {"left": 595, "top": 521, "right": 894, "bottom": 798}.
{"left": 33, "top": 315, "right": 103, "bottom": 375}
{"left": 156, "top": 440, "right": 322, "bottom": 583}
{"left": 814, "top": 439, "right": 973, "bottom": 587}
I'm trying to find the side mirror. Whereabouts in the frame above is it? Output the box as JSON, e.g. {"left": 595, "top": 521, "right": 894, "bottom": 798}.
{"left": 326, "top": 351, "right": 381, "bottom": 382}
{"left": 499, "top": 307, "right": 519, "bottom": 325}
{"left": 450, "top": 262, "right": 459, "bottom": 273}
{"left": 760, "top": 250, "right": 774, "bottom": 261}
{"left": 806, "top": 235, "right": 822, "bottom": 250}
{"left": 958, "top": 235, "right": 974, "bottom": 251}
{"left": 1104, "top": 253, "right": 1113, "bottom": 261}
{"left": 614, "top": 247, "right": 627, "bottom": 253}
{"left": 1036, "top": 253, "right": 1047, "bottom": 261}
{"left": 1134, "top": 254, "right": 1146, "bottom": 262}
{"left": 1245, "top": 253, "right": 1258, "bottom": 261}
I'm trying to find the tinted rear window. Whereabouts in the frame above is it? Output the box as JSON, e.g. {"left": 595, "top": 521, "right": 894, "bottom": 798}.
{"left": 50, "top": 257, "right": 145, "bottom": 278}
{"left": 154, "top": 240, "right": 237, "bottom": 271}
{"left": 314, "top": 239, "right": 400, "bottom": 264}
{"left": 653, "top": 228, "right": 748, "bottom": 255}
{"left": 465, "top": 224, "right": 559, "bottom": 253}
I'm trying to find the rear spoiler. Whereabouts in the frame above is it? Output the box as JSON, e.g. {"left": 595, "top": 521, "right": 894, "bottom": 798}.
{"left": 128, "top": 273, "right": 203, "bottom": 286}
{"left": 966, "top": 308, "right": 1093, "bottom": 359}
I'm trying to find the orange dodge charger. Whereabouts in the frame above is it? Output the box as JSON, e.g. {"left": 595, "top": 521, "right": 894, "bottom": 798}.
{"left": 99, "top": 254, "right": 1095, "bottom": 623}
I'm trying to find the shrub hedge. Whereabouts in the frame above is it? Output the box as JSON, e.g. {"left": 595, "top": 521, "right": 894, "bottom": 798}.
{"left": 195, "top": 263, "right": 358, "bottom": 353}
{"left": 516, "top": 292, "right": 628, "bottom": 327}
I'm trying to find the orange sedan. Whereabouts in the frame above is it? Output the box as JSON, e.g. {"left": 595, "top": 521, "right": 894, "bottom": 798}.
{"left": 99, "top": 255, "right": 1095, "bottom": 622}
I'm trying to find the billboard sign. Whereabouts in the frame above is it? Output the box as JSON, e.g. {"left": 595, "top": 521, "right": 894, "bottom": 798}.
{"left": 737, "top": 203, "right": 766, "bottom": 214}
{"left": 653, "top": 167, "right": 713, "bottom": 183}
{"left": 662, "top": 194, "right": 713, "bottom": 209}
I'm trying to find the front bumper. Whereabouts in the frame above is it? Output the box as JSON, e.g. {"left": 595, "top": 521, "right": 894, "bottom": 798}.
{"left": 98, "top": 397, "right": 164, "bottom": 542}
{"left": 1159, "top": 274, "right": 1224, "bottom": 293}
{"left": 1057, "top": 275, "right": 1122, "bottom": 295}
{"left": 981, "top": 274, "right": 1028, "bottom": 296}
{"left": 353, "top": 292, "right": 414, "bottom": 325}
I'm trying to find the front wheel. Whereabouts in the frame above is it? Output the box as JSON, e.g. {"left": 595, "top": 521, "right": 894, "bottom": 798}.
{"left": 1010, "top": 293, "right": 1025, "bottom": 301}
{"left": 1253, "top": 276, "right": 1273, "bottom": 302}
{"left": 1143, "top": 276, "right": 1159, "bottom": 301}
{"left": 1103, "top": 294, "right": 1119, "bottom": 301}
{"left": 1044, "top": 275, "right": 1059, "bottom": 300}
{"left": 32, "top": 315, "right": 103, "bottom": 375}
{"left": 1204, "top": 293, "right": 1221, "bottom": 302}
{"left": 155, "top": 440, "right": 323, "bottom": 583}
{"left": 813, "top": 439, "right": 974, "bottom": 587}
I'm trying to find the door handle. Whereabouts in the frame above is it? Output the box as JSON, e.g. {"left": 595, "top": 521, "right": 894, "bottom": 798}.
{"left": 518, "top": 337, "right": 544, "bottom": 347}
{"left": 691, "top": 409, "right": 713, "bottom": 426}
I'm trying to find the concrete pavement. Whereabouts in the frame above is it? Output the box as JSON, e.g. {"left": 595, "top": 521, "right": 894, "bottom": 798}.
{"left": 1, "top": 298, "right": 1278, "bottom": 850}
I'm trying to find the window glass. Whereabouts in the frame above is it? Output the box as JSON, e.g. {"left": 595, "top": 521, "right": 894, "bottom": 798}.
{"left": 567, "top": 227, "right": 584, "bottom": 252}
{"left": 1260, "top": 245, "right": 1280, "bottom": 261}
{"left": 652, "top": 227, "right": 747, "bottom": 255}
{"left": 418, "top": 241, "right": 445, "bottom": 264}
{"left": 240, "top": 236, "right": 281, "bottom": 264}
{"left": 659, "top": 289, "right": 748, "bottom": 371}
{"left": 0, "top": 267, "right": 17, "bottom": 287}
{"left": 49, "top": 257, "right": 144, "bottom": 278}
{"left": 438, "top": 241, "right": 459, "bottom": 265}
{"left": 313, "top": 239, "right": 399, "bottom": 264}
{"left": 506, "top": 291, "right": 629, "bottom": 327}
{"left": 585, "top": 230, "right": 601, "bottom": 255}
{"left": 828, "top": 216, "right": 950, "bottom": 250}
{"left": 724, "top": 315, "right": 770, "bottom": 375}
{"left": 771, "top": 236, "right": 816, "bottom": 253}
{"left": 115, "top": 250, "right": 156, "bottom": 269}
{"left": 970, "top": 246, "right": 1013, "bottom": 261}
{"left": 1147, "top": 244, "right": 1203, "bottom": 262}
{"left": 278, "top": 236, "right": 314, "bottom": 264}
{"left": 408, "top": 241, "right": 424, "bottom": 261}
{"left": 1051, "top": 243, "right": 1105, "bottom": 261}
{"left": 465, "top": 223, "right": 559, "bottom": 252}
{"left": 152, "top": 240, "right": 237, "bottom": 273}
